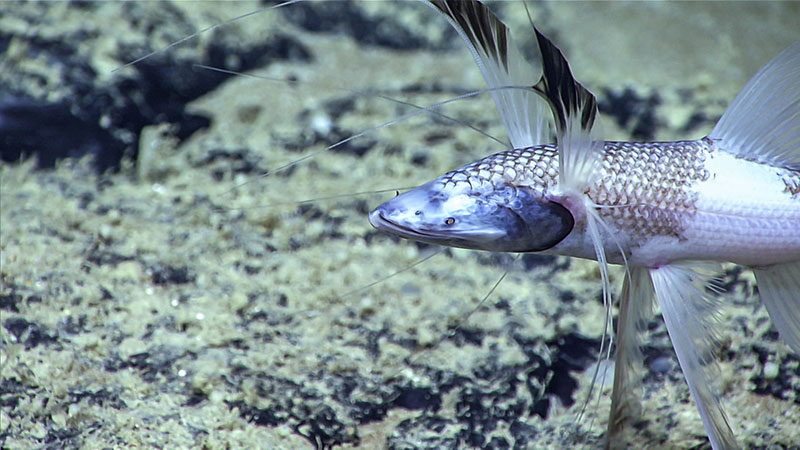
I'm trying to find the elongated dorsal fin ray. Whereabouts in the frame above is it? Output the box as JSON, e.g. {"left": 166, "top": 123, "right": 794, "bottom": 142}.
{"left": 426, "top": 0, "right": 550, "bottom": 149}
{"left": 650, "top": 263, "right": 738, "bottom": 450}
{"left": 606, "top": 267, "right": 655, "bottom": 447}
{"left": 531, "top": 27, "right": 603, "bottom": 192}
{"left": 709, "top": 41, "right": 800, "bottom": 170}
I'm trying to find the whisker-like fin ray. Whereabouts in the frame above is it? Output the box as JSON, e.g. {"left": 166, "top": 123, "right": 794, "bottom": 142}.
{"left": 193, "top": 63, "right": 509, "bottom": 149}
{"left": 574, "top": 211, "right": 615, "bottom": 425}
{"left": 374, "top": 253, "right": 519, "bottom": 397}
{"left": 217, "top": 187, "right": 419, "bottom": 212}
{"left": 113, "top": 0, "right": 303, "bottom": 72}
{"left": 334, "top": 250, "right": 442, "bottom": 301}
{"left": 398, "top": 254, "right": 519, "bottom": 380}
{"left": 288, "top": 249, "right": 443, "bottom": 320}
{"left": 225, "top": 85, "right": 529, "bottom": 197}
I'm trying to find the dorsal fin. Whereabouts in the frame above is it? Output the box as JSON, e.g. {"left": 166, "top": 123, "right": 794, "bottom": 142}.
{"left": 709, "top": 41, "right": 800, "bottom": 170}
{"left": 426, "top": 0, "right": 550, "bottom": 149}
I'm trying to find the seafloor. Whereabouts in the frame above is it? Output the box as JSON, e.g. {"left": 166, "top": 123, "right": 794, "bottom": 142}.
{"left": 1, "top": 1, "right": 798, "bottom": 449}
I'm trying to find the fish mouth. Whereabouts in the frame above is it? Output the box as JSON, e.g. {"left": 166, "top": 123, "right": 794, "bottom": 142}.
{"left": 368, "top": 209, "right": 502, "bottom": 246}
{"left": 368, "top": 210, "right": 431, "bottom": 239}
{"left": 368, "top": 209, "right": 461, "bottom": 244}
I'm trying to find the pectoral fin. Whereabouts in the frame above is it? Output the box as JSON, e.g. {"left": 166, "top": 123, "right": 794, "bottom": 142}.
{"left": 649, "top": 263, "right": 738, "bottom": 450}
{"left": 753, "top": 261, "right": 800, "bottom": 354}
{"left": 531, "top": 27, "right": 603, "bottom": 192}
{"left": 426, "top": 0, "right": 551, "bottom": 148}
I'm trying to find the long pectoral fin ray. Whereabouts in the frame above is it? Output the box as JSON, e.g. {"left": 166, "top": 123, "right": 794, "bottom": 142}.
{"left": 531, "top": 27, "right": 603, "bottom": 191}
{"left": 532, "top": 28, "right": 597, "bottom": 134}
{"left": 426, "top": 0, "right": 551, "bottom": 149}
{"left": 650, "top": 263, "right": 738, "bottom": 450}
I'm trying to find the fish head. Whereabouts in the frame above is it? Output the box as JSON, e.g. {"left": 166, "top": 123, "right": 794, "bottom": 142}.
{"left": 369, "top": 174, "right": 574, "bottom": 252}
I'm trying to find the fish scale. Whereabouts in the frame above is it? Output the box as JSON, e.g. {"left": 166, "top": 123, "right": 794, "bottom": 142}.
{"left": 436, "top": 139, "right": 712, "bottom": 254}
{"left": 398, "top": 132, "right": 800, "bottom": 267}
{"left": 593, "top": 140, "right": 710, "bottom": 242}
{"left": 370, "top": 1, "right": 800, "bottom": 448}
{"left": 441, "top": 145, "right": 558, "bottom": 193}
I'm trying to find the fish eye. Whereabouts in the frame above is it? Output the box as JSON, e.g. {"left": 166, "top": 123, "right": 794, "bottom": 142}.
{"left": 444, "top": 217, "right": 455, "bottom": 225}
{"left": 415, "top": 210, "right": 422, "bottom": 215}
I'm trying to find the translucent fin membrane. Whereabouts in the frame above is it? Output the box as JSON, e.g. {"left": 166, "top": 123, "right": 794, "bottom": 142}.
{"left": 710, "top": 41, "right": 800, "bottom": 169}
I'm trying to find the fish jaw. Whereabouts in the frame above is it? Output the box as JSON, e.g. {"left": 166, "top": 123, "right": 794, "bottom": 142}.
{"left": 369, "top": 153, "right": 574, "bottom": 253}
{"left": 370, "top": 138, "right": 800, "bottom": 268}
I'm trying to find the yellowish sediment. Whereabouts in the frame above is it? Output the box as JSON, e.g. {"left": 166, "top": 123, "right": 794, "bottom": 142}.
{"left": 1, "top": 2, "right": 798, "bottom": 448}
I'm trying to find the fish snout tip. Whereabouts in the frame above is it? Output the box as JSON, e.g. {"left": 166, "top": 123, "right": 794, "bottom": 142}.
{"left": 368, "top": 206, "right": 384, "bottom": 230}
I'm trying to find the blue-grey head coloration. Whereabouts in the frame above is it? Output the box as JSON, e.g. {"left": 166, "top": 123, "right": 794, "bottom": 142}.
{"left": 370, "top": 1, "right": 800, "bottom": 449}
{"left": 369, "top": 173, "right": 573, "bottom": 252}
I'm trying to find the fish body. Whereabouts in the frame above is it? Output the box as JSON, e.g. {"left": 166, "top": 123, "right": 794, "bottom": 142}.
{"left": 373, "top": 137, "right": 800, "bottom": 267}
{"left": 370, "top": 1, "right": 800, "bottom": 448}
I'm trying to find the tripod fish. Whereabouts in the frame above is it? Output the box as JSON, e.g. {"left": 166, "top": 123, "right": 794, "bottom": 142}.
{"left": 369, "top": 1, "right": 800, "bottom": 448}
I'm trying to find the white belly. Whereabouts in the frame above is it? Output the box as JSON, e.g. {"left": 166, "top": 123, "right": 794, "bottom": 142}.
{"left": 633, "top": 150, "right": 800, "bottom": 267}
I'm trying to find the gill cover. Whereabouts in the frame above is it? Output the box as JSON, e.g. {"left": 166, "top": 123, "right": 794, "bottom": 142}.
{"left": 369, "top": 180, "right": 573, "bottom": 253}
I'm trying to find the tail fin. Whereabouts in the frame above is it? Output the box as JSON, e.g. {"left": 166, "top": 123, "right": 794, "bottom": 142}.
{"left": 708, "top": 41, "right": 800, "bottom": 170}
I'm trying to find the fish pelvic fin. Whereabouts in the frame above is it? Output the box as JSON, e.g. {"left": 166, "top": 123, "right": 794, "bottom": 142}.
{"left": 649, "top": 263, "right": 738, "bottom": 450}
{"left": 709, "top": 41, "right": 800, "bottom": 170}
{"left": 426, "top": 0, "right": 551, "bottom": 149}
{"left": 753, "top": 260, "right": 800, "bottom": 354}
{"left": 605, "top": 267, "right": 654, "bottom": 449}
